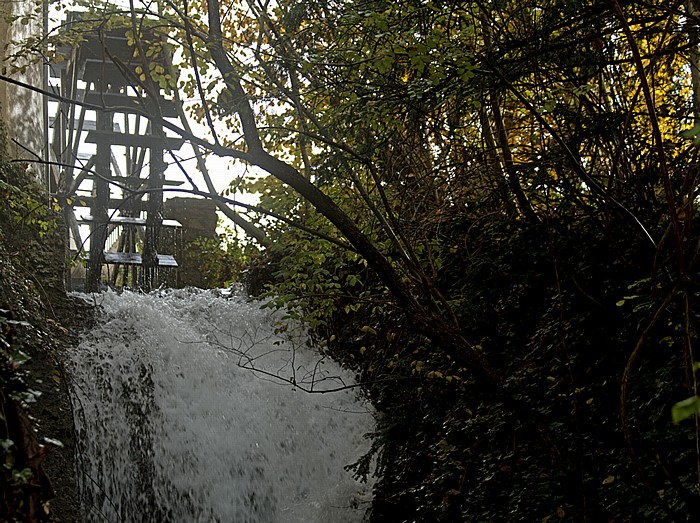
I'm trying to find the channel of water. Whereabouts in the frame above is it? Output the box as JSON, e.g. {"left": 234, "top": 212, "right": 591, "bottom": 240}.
{"left": 68, "top": 288, "right": 375, "bottom": 522}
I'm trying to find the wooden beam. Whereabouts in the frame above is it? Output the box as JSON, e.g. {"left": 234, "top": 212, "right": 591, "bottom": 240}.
{"left": 85, "top": 130, "right": 184, "bottom": 150}
{"left": 84, "top": 92, "right": 179, "bottom": 118}
{"left": 102, "top": 252, "right": 178, "bottom": 268}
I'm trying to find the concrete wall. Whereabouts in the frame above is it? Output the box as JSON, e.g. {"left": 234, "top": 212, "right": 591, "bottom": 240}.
{"left": 0, "top": 0, "right": 46, "bottom": 175}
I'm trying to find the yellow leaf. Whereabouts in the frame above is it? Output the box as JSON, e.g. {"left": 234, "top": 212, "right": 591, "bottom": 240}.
{"left": 602, "top": 475, "right": 615, "bottom": 485}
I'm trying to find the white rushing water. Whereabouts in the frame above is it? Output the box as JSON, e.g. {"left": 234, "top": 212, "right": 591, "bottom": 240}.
{"left": 68, "top": 288, "right": 375, "bottom": 523}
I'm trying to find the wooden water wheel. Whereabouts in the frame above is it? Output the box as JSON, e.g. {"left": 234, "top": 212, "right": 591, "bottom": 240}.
{"left": 49, "top": 18, "right": 185, "bottom": 291}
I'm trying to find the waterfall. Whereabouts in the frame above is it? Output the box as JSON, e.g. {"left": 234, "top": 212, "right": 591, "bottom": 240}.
{"left": 68, "top": 288, "right": 375, "bottom": 523}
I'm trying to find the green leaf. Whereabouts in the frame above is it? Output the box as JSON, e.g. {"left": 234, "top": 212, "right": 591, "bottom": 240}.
{"left": 671, "top": 396, "right": 700, "bottom": 423}
{"left": 681, "top": 123, "right": 700, "bottom": 140}
{"left": 12, "top": 467, "right": 32, "bottom": 482}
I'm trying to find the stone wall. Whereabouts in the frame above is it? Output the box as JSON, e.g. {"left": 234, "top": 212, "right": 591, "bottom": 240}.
{"left": 163, "top": 197, "right": 219, "bottom": 288}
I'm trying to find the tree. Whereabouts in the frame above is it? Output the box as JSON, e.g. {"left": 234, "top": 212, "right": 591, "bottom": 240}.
{"left": 34, "top": 0, "right": 504, "bottom": 379}
{"left": 7, "top": 0, "right": 700, "bottom": 519}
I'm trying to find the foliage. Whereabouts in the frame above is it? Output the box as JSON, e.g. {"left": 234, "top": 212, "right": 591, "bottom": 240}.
{"left": 0, "top": 177, "right": 59, "bottom": 239}
{"left": 222, "top": 0, "right": 700, "bottom": 519}
{"left": 0, "top": 129, "right": 57, "bottom": 240}
{"left": 0, "top": 132, "right": 60, "bottom": 521}
{"left": 0, "top": 307, "right": 49, "bottom": 521}
{"left": 187, "top": 225, "right": 258, "bottom": 288}
{"left": 30, "top": 0, "right": 700, "bottom": 520}
{"left": 672, "top": 394, "right": 700, "bottom": 424}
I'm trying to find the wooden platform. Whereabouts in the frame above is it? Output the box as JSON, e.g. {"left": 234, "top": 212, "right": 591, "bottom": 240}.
{"left": 70, "top": 197, "right": 146, "bottom": 210}
{"left": 86, "top": 130, "right": 184, "bottom": 150}
{"left": 79, "top": 215, "right": 182, "bottom": 227}
{"left": 80, "top": 215, "right": 146, "bottom": 225}
{"left": 49, "top": 117, "right": 122, "bottom": 132}
{"left": 81, "top": 175, "right": 185, "bottom": 187}
{"left": 103, "top": 252, "right": 178, "bottom": 268}
{"left": 84, "top": 92, "right": 179, "bottom": 118}
{"left": 82, "top": 252, "right": 178, "bottom": 268}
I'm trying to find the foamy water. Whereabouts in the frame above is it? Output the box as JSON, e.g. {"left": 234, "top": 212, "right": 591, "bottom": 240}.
{"left": 68, "top": 288, "right": 374, "bottom": 522}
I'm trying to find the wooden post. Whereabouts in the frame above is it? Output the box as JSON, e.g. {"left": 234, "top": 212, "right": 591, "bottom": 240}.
{"left": 86, "top": 84, "right": 112, "bottom": 292}
{"left": 141, "top": 124, "right": 165, "bottom": 291}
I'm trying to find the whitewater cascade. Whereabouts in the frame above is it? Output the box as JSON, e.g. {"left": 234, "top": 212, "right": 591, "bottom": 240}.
{"left": 68, "top": 288, "right": 375, "bottom": 523}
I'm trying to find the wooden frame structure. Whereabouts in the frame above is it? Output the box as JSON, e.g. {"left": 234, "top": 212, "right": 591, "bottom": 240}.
{"left": 49, "top": 20, "right": 184, "bottom": 291}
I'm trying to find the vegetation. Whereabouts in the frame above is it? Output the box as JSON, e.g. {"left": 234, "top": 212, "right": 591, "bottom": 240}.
{"left": 188, "top": 225, "right": 257, "bottom": 288}
{"left": 0, "top": 127, "right": 80, "bottom": 522}
{"left": 0, "top": 130, "right": 50, "bottom": 520}
{"left": 7, "top": 0, "right": 700, "bottom": 519}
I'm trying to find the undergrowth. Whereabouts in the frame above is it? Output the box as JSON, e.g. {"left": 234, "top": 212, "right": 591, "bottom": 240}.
{"left": 0, "top": 128, "right": 78, "bottom": 522}
{"left": 249, "top": 211, "right": 700, "bottom": 522}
